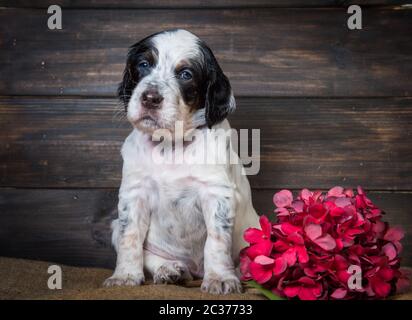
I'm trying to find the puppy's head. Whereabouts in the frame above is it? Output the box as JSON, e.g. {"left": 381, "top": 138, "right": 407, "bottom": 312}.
{"left": 118, "top": 29, "right": 235, "bottom": 134}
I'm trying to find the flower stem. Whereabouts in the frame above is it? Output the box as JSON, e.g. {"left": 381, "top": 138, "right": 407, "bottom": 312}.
{"left": 245, "top": 281, "right": 285, "bottom": 300}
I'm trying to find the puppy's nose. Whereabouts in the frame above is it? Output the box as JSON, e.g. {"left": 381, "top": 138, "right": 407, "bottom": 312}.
{"left": 141, "top": 89, "right": 163, "bottom": 109}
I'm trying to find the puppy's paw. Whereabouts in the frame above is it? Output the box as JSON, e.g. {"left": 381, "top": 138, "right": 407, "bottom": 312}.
{"left": 153, "top": 261, "right": 192, "bottom": 284}
{"left": 201, "top": 276, "right": 243, "bottom": 295}
{"left": 103, "top": 273, "right": 145, "bottom": 287}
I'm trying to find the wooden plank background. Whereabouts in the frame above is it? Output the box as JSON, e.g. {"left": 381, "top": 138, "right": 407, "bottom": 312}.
{"left": 1, "top": 97, "right": 411, "bottom": 190}
{"left": 0, "top": 1, "right": 410, "bottom": 8}
{"left": 0, "top": 1, "right": 411, "bottom": 267}
{"left": 1, "top": 8, "right": 412, "bottom": 97}
{"left": 1, "top": 189, "right": 410, "bottom": 268}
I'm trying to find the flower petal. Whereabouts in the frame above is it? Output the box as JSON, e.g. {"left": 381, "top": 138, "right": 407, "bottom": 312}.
{"left": 335, "top": 238, "right": 344, "bottom": 251}
{"left": 394, "top": 241, "right": 403, "bottom": 254}
{"left": 331, "top": 288, "right": 347, "bottom": 299}
{"left": 273, "top": 240, "right": 289, "bottom": 252}
{"left": 337, "top": 270, "right": 351, "bottom": 284}
{"left": 243, "top": 228, "right": 264, "bottom": 244}
{"left": 355, "top": 195, "right": 366, "bottom": 209}
{"left": 346, "top": 228, "right": 364, "bottom": 238}
{"left": 288, "top": 232, "right": 304, "bottom": 245}
{"left": 304, "top": 268, "right": 317, "bottom": 278}
{"left": 239, "top": 254, "right": 252, "bottom": 281}
{"left": 382, "top": 242, "right": 397, "bottom": 261}
{"left": 335, "top": 197, "right": 352, "bottom": 208}
{"left": 309, "top": 204, "right": 326, "bottom": 219}
{"left": 249, "top": 262, "right": 273, "bottom": 284}
{"left": 298, "top": 276, "right": 316, "bottom": 286}
{"left": 281, "top": 222, "right": 301, "bottom": 235}
{"left": 378, "top": 268, "right": 395, "bottom": 282}
{"left": 304, "top": 223, "right": 322, "bottom": 240}
{"left": 246, "top": 240, "right": 273, "bottom": 259}
{"left": 296, "top": 246, "right": 309, "bottom": 263}
{"left": 327, "top": 186, "right": 344, "bottom": 197}
{"left": 331, "top": 207, "right": 346, "bottom": 217}
{"left": 370, "top": 277, "right": 391, "bottom": 298}
{"left": 344, "top": 188, "right": 354, "bottom": 197}
{"left": 311, "top": 283, "right": 323, "bottom": 297}
{"left": 275, "top": 207, "right": 290, "bottom": 217}
{"left": 298, "top": 287, "right": 317, "bottom": 300}
{"left": 384, "top": 227, "right": 405, "bottom": 242}
{"left": 372, "top": 220, "right": 386, "bottom": 234}
{"left": 334, "top": 254, "right": 349, "bottom": 270}
{"left": 273, "top": 258, "right": 287, "bottom": 275}
{"left": 291, "top": 200, "right": 304, "bottom": 213}
{"left": 259, "top": 215, "right": 272, "bottom": 238}
{"left": 283, "top": 285, "right": 300, "bottom": 298}
{"left": 300, "top": 189, "right": 312, "bottom": 202}
{"left": 273, "top": 189, "right": 293, "bottom": 208}
{"left": 314, "top": 234, "right": 336, "bottom": 251}
{"left": 254, "top": 255, "right": 275, "bottom": 266}
{"left": 282, "top": 248, "right": 297, "bottom": 266}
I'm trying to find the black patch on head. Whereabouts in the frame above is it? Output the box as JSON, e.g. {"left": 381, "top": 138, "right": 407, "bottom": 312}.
{"left": 118, "top": 33, "right": 160, "bottom": 111}
{"left": 197, "top": 40, "right": 235, "bottom": 128}
{"left": 175, "top": 59, "right": 205, "bottom": 112}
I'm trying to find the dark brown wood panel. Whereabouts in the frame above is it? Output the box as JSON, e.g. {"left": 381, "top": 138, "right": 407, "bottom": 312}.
{"left": 0, "top": 1, "right": 408, "bottom": 8}
{"left": 0, "top": 188, "right": 117, "bottom": 268}
{"left": 1, "top": 97, "right": 411, "bottom": 190}
{"left": 0, "top": 188, "right": 410, "bottom": 268}
{"left": 0, "top": 97, "right": 127, "bottom": 188}
{"left": 1, "top": 8, "right": 411, "bottom": 97}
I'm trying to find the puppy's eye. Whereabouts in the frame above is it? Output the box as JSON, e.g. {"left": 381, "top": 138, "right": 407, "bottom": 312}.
{"left": 178, "top": 70, "right": 193, "bottom": 81}
{"left": 138, "top": 60, "right": 150, "bottom": 69}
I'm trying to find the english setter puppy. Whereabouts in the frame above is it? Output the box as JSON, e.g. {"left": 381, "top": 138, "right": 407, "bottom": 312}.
{"left": 104, "top": 29, "right": 259, "bottom": 294}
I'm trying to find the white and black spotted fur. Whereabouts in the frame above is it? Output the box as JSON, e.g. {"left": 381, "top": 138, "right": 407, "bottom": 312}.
{"left": 104, "top": 29, "right": 259, "bottom": 294}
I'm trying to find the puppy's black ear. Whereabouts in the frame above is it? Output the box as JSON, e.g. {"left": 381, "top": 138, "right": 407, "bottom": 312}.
{"left": 118, "top": 63, "right": 135, "bottom": 112}
{"left": 201, "top": 44, "right": 236, "bottom": 128}
{"left": 118, "top": 38, "right": 151, "bottom": 112}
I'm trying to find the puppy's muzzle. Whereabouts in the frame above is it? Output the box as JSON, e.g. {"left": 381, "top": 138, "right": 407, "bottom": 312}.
{"left": 141, "top": 87, "right": 164, "bottom": 109}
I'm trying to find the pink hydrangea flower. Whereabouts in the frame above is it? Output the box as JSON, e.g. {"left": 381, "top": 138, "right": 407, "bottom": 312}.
{"left": 240, "top": 186, "right": 409, "bottom": 300}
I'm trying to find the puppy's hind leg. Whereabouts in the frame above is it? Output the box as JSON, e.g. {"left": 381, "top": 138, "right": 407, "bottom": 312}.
{"left": 110, "top": 218, "right": 121, "bottom": 253}
{"left": 144, "top": 250, "right": 192, "bottom": 284}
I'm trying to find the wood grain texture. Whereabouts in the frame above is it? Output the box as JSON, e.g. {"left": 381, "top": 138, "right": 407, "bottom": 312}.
{"left": 0, "top": 188, "right": 410, "bottom": 268}
{"left": 1, "top": 97, "right": 411, "bottom": 190}
{"left": 1, "top": 8, "right": 412, "bottom": 97}
{"left": 0, "top": 188, "right": 117, "bottom": 268}
{"left": 0, "top": 0, "right": 408, "bottom": 8}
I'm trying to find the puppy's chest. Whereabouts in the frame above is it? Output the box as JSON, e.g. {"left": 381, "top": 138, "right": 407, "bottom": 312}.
{"left": 123, "top": 134, "right": 210, "bottom": 245}
{"left": 152, "top": 178, "right": 206, "bottom": 241}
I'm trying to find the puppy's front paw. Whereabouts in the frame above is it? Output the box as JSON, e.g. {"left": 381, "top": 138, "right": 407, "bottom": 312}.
{"left": 103, "top": 273, "right": 145, "bottom": 287}
{"left": 201, "top": 276, "right": 243, "bottom": 294}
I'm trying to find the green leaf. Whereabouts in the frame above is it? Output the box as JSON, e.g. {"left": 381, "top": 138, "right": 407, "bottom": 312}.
{"left": 245, "top": 281, "right": 285, "bottom": 300}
